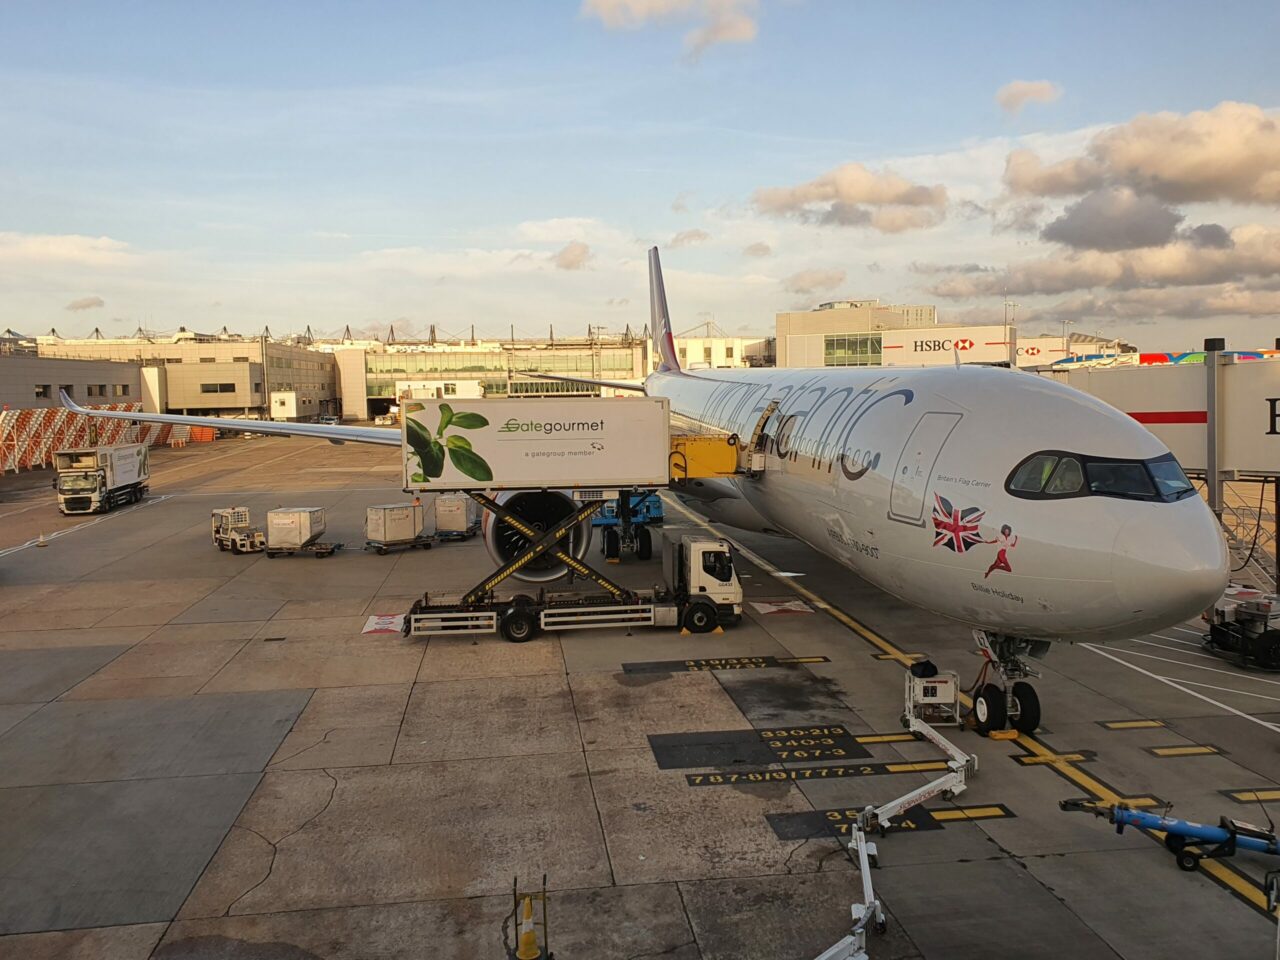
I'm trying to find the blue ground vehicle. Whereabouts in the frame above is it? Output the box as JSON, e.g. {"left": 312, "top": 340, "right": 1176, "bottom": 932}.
{"left": 593, "top": 492, "right": 664, "bottom": 561}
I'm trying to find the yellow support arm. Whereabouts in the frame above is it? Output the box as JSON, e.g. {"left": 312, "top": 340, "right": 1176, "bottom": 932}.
{"left": 669, "top": 433, "right": 742, "bottom": 480}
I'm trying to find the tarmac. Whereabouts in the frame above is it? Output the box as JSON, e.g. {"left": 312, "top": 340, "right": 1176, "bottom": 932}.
{"left": 0, "top": 434, "right": 1278, "bottom": 959}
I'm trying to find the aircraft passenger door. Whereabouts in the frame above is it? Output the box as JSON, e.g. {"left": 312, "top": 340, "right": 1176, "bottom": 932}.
{"left": 888, "top": 412, "right": 962, "bottom": 526}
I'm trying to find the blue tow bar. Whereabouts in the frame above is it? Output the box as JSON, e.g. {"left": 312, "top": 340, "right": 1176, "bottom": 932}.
{"left": 1061, "top": 798, "right": 1280, "bottom": 871}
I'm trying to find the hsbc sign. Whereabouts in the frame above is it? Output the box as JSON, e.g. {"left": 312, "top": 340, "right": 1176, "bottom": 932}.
{"left": 912, "top": 337, "right": 974, "bottom": 352}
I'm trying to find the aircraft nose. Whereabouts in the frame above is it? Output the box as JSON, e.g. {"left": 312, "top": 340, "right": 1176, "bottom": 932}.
{"left": 1112, "top": 502, "right": 1228, "bottom": 627}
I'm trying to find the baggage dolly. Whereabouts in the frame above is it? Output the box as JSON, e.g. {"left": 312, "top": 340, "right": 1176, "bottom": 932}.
{"left": 363, "top": 535, "right": 434, "bottom": 555}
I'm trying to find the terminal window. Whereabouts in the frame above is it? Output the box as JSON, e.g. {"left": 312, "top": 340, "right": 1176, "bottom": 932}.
{"left": 200, "top": 383, "right": 236, "bottom": 394}
{"left": 35, "top": 384, "right": 51, "bottom": 399}
{"left": 443, "top": 383, "right": 457, "bottom": 395}
{"left": 86, "top": 384, "right": 107, "bottom": 397}
{"left": 112, "top": 384, "right": 130, "bottom": 397}
{"left": 824, "top": 334, "right": 882, "bottom": 367}
{"left": 60, "top": 384, "right": 74, "bottom": 397}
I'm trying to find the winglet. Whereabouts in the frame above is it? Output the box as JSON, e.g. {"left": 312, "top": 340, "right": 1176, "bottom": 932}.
{"left": 649, "top": 247, "right": 681, "bottom": 373}
{"left": 59, "top": 388, "right": 85, "bottom": 413}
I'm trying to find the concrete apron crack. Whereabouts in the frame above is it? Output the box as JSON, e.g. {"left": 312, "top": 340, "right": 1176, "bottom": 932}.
{"left": 224, "top": 768, "right": 339, "bottom": 916}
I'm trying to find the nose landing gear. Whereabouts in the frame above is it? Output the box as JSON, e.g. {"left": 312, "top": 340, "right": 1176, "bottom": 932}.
{"left": 970, "top": 632, "right": 1050, "bottom": 736}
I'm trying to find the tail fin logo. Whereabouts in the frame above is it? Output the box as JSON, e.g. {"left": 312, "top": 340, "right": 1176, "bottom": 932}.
{"left": 648, "top": 247, "right": 681, "bottom": 373}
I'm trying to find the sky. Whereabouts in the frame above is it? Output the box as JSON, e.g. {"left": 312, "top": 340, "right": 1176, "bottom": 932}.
{"left": 1, "top": 1, "right": 1278, "bottom": 351}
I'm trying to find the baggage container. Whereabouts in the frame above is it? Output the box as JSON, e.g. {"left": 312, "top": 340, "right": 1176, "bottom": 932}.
{"left": 365, "top": 503, "right": 424, "bottom": 543}
{"left": 435, "top": 494, "right": 480, "bottom": 539}
{"left": 266, "top": 507, "right": 326, "bottom": 549}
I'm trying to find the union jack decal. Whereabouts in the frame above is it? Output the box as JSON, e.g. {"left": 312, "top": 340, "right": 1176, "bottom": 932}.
{"left": 932, "top": 494, "right": 986, "bottom": 553}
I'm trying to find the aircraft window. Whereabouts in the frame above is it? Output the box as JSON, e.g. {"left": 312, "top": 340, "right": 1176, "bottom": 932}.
{"left": 1045, "top": 458, "right": 1083, "bottom": 494}
{"left": 1009, "top": 455, "right": 1058, "bottom": 493}
{"left": 1148, "top": 455, "right": 1196, "bottom": 500}
{"left": 1086, "top": 461, "right": 1156, "bottom": 499}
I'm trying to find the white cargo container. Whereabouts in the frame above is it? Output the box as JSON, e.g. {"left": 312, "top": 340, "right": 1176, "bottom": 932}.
{"left": 266, "top": 508, "right": 326, "bottom": 550}
{"left": 363, "top": 503, "right": 434, "bottom": 556}
{"left": 401, "top": 397, "right": 670, "bottom": 492}
{"left": 53, "top": 443, "right": 150, "bottom": 514}
{"left": 434, "top": 493, "right": 480, "bottom": 539}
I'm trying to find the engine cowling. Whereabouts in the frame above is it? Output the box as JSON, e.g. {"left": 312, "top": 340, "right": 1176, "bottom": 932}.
{"left": 482, "top": 490, "right": 594, "bottom": 583}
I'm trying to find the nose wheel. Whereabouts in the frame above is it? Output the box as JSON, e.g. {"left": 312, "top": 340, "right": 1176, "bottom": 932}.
{"left": 971, "top": 632, "right": 1048, "bottom": 736}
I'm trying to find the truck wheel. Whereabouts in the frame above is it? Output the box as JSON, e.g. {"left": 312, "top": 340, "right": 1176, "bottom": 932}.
{"left": 683, "top": 602, "right": 716, "bottom": 634}
{"left": 377, "top": 546, "right": 388, "bottom": 556}
{"left": 218, "top": 542, "right": 229, "bottom": 552}
{"left": 604, "top": 528, "right": 621, "bottom": 560}
{"left": 636, "top": 527, "right": 653, "bottom": 561}
{"left": 500, "top": 609, "right": 537, "bottom": 643}
{"left": 231, "top": 543, "right": 242, "bottom": 555}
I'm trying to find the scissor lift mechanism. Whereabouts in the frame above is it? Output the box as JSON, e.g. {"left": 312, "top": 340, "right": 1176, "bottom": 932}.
{"left": 814, "top": 667, "right": 977, "bottom": 960}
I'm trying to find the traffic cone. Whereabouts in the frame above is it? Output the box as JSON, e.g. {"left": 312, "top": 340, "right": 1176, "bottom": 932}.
{"left": 36, "top": 532, "right": 48, "bottom": 548}
{"left": 514, "top": 896, "right": 545, "bottom": 960}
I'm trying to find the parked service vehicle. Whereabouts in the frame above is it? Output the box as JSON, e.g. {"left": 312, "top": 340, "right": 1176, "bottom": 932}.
{"left": 211, "top": 507, "right": 266, "bottom": 555}
{"left": 364, "top": 502, "right": 434, "bottom": 554}
{"left": 265, "top": 507, "right": 342, "bottom": 558}
{"left": 406, "top": 531, "right": 743, "bottom": 643}
{"left": 53, "top": 444, "right": 150, "bottom": 515}
{"left": 317, "top": 415, "right": 340, "bottom": 425}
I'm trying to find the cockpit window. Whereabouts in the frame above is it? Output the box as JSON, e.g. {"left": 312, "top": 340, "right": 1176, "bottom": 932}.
{"left": 1045, "top": 458, "right": 1083, "bottom": 495}
{"left": 1147, "top": 455, "right": 1196, "bottom": 500}
{"left": 1087, "top": 461, "right": 1155, "bottom": 499}
{"left": 1009, "top": 455, "right": 1058, "bottom": 493}
{"left": 1005, "top": 450, "right": 1197, "bottom": 503}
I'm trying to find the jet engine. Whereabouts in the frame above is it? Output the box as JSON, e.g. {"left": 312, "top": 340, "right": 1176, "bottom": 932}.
{"left": 481, "top": 490, "right": 594, "bottom": 583}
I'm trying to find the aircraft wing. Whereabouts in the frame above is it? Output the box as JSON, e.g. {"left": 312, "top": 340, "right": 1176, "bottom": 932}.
{"left": 522, "top": 372, "right": 647, "bottom": 393}
{"left": 60, "top": 390, "right": 401, "bottom": 447}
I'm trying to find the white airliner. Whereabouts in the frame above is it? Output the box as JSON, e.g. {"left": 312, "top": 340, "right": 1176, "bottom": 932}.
{"left": 62, "top": 248, "right": 1228, "bottom": 734}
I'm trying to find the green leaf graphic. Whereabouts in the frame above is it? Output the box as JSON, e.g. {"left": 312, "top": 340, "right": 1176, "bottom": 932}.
{"left": 448, "top": 446, "right": 493, "bottom": 481}
{"left": 450, "top": 412, "right": 488, "bottom": 429}
{"left": 411, "top": 472, "right": 425, "bottom": 483}
{"left": 406, "top": 416, "right": 434, "bottom": 450}
{"left": 418, "top": 439, "right": 446, "bottom": 478}
{"left": 437, "top": 403, "right": 454, "bottom": 436}
{"left": 445, "top": 435, "right": 472, "bottom": 450}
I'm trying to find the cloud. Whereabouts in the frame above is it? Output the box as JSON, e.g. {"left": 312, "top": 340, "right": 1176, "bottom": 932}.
{"left": 1036, "top": 284, "right": 1280, "bottom": 321}
{"left": 1040, "top": 187, "right": 1184, "bottom": 251}
{"left": 996, "top": 80, "right": 1063, "bottom": 116}
{"left": 782, "top": 268, "right": 845, "bottom": 295}
{"left": 992, "top": 199, "right": 1047, "bottom": 234}
{"left": 65, "top": 295, "right": 105, "bottom": 311}
{"left": 742, "top": 241, "right": 772, "bottom": 257}
{"left": 0, "top": 232, "right": 134, "bottom": 266}
{"left": 910, "top": 262, "right": 994, "bottom": 275}
{"left": 1183, "top": 223, "right": 1233, "bottom": 249}
{"left": 581, "top": 0, "right": 758, "bottom": 58}
{"left": 754, "top": 162, "right": 948, "bottom": 233}
{"left": 1004, "top": 101, "right": 1280, "bottom": 204}
{"left": 606, "top": 297, "right": 630, "bottom": 307}
{"left": 928, "top": 224, "right": 1280, "bottom": 298}
{"left": 670, "top": 228, "right": 711, "bottom": 248}
{"left": 551, "top": 240, "right": 593, "bottom": 270}
{"left": 671, "top": 192, "right": 691, "bottom": 213}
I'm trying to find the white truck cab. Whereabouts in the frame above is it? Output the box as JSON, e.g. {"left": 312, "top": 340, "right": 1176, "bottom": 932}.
{"left": 663, "top": 532, "right": 744, "bottom": 630}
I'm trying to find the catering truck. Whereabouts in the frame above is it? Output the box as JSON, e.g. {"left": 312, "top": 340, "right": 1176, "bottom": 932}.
{"left": 52, "top": 444, "right": 150, "bottom": 515}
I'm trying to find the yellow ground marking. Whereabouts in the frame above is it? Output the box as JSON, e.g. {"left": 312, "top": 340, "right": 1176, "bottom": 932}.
{"left": 855, "top": 733, "right": 917, "bottom": 744}
{"left": 1014, "top": 753, "right": 1090, "bottom": 765}
{"left": 933, "top": 806, "right": 1010, "bottom": 822}
{"left": 663, "top": 498, "right": 1272, "bottom": 914}
{"left": 875, "top": 652, "right": 925, "bottom": 661}
{"left": 1151, "top": 745, "right": 1220, "bottom": 757}
{"left": 885, "top": 761, "right": 950, "bottom": 773}
{"left": 1228, "top": 789, "right": 1280, "bottom": 803}
{"left": 778, "top": 656, "right": 828, "bottom": 664}
{"left": 1103, "top": 719, "right": 1166, "bottom": 730}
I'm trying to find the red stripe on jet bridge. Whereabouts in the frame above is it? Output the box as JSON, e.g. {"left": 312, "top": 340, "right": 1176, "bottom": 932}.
{"left": 985, "top": 341, "right": 1011, "bottom": 346}
{"left": 882, "top": 344, "right": 904, "bottom": 349}
{"left": 1127, "top": 410, "right": 1208, "bottom": 425}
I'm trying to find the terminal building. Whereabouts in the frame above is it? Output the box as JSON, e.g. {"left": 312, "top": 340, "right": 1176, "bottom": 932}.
{"left": 34, "top": 328, "right": 339, "bottom": 421}
{"left": 774, "top": 299, "right": 1116, "bottom": 369}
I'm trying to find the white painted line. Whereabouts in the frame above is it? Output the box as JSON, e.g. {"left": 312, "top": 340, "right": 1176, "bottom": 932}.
{"left": 1102, "top": 647, "right": 1280, "bottom": 687}
{"left": 1173, "top": 626, "right": 1205, "bottom": 637}
{"left": 1169, "top": 678, "right": 1280, "bottom": 704}
{"left": 1082, "top": 643, "right": 1280, "bottom": 735}
{"left": 1151, "top": 633, "right": 1205, "bottom": 648}
{"left": 1126, "top": 638, "right": 1218, "bottom": 660}
{"left": 0, "top": 495, "right": 172, "bottom": 558}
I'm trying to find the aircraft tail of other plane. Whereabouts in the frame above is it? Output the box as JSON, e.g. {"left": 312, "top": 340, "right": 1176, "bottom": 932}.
{"left": 649, "top": 246, "right": 681, "bottom": 374}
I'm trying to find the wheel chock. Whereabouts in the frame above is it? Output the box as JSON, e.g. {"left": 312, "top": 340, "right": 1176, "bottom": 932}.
{"left": 514, "top": 896, "right": 546, "bottom": 960}
{"left": 712, "top": 626, "right": 724, "bottom": 634}
{"left": 679, "top": 628, "right": 691, "bottom": 636}
{"left": 989, "top": 729, "right": 1019, "bottom": 740}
